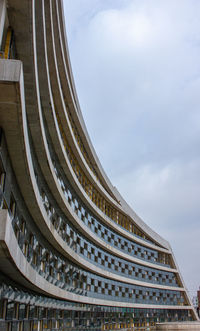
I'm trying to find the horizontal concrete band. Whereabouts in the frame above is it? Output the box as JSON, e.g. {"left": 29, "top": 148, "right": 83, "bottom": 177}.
{"left": 0, "top": 200, "right": 181, "bottom": 291}
{"left": 0, "top": 59, "right": 176, "bottom": 275}
{"left": 51, "top": 0, "right": 126, "bottom": 205}
{"left": 156, "top": 322, "right": 200, "bottom": 330}
{"left": 28, "top": 17, "right": 175, "bottom": 271}
{"left": 0, "top": 209, "right": 190, "bottom": 309}
{"left": 0, "top": 57, "right": 169, "bottom": 258}
{"left": 46, "top": 0, "right": 171, "bottom": 250}
{"left": 54, "top": 1, "right": 171, "bottom": 250}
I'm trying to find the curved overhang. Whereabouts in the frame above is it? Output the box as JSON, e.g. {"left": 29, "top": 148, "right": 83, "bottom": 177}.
{"left": 0, "top": 60, "right": 175, "bottom": 279}
{"left": 0, "top": 209, "right": 190, "bottom": 310}
{"left": 0, "top": 52, "right": 195, "bottom": 321}
{"left": 6, "top": 0, "right": 173, "bottom": 252}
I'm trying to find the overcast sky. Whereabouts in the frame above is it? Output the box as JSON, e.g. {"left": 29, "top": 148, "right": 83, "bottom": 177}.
{"left": 63, "top": 0, "right": 200, "bottom": 298}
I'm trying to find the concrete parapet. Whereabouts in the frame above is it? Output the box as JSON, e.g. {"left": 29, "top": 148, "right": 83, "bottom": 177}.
{"left": 156, "top": 321, "right": 200, "bottom": 330}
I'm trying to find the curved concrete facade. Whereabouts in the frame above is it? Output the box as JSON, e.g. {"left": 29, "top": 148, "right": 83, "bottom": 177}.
{"left": 0, "top": 0, "right": 198, "bottom": 330}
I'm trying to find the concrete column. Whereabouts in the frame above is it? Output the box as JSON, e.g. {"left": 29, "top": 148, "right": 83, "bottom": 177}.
{"left": 0, "top": 0, "right": 6, "bottom": 48}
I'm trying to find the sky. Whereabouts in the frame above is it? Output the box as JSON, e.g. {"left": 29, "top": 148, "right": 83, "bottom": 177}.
{"left": 63, "top": 0, "right": 200, "bottom": 298}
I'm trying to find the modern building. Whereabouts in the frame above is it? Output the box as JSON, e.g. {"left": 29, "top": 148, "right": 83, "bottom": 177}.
{"left": 197, "top": 288, "right": 200, "bottom": 318}
{"left": 0, "top": 0, "right": 198, "bottom": 330}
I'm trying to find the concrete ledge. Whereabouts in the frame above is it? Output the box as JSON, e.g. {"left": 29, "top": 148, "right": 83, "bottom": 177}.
{"left": 156, "top": 321, "right": 200, "bottom": 330}
{"left": 0, "top": 60, "right": 177, "bottom": 280}
{"left": 0, "top": 59, "right": 22, "bottom": 81}
{"left": 0, "top": 210, "right": 193, "bottom": 309}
